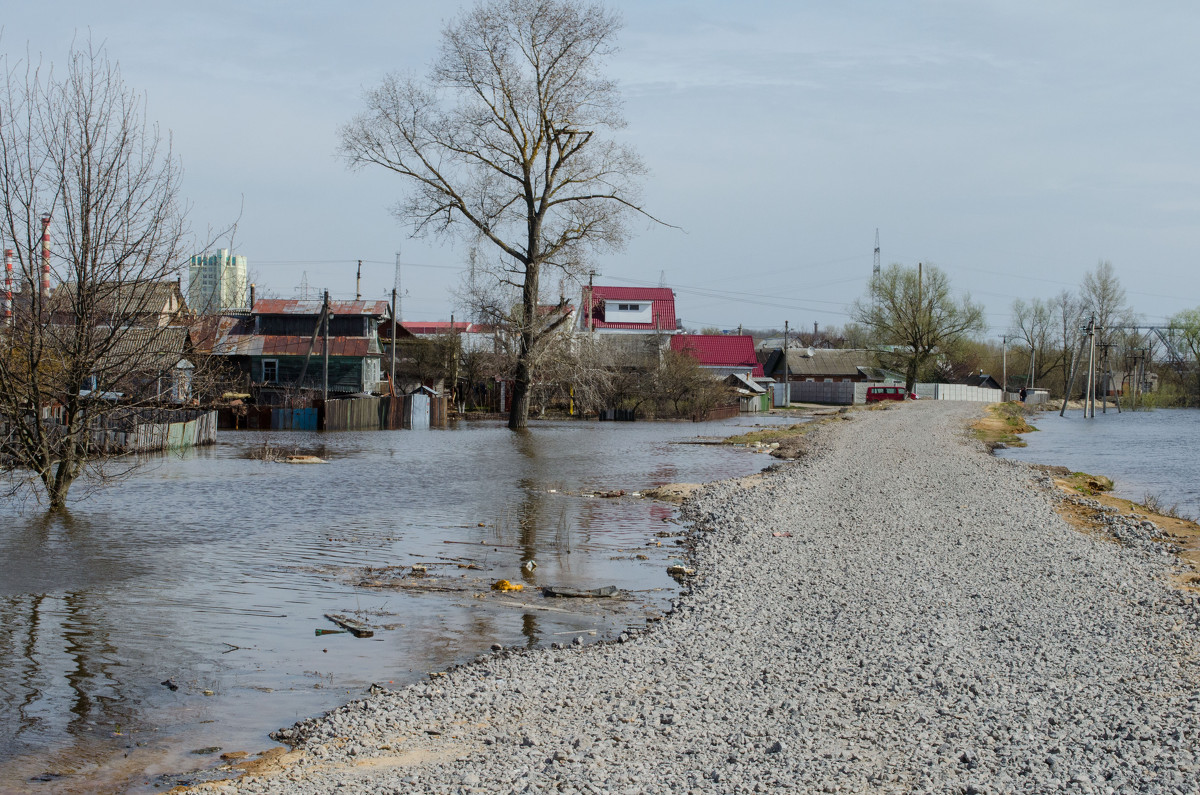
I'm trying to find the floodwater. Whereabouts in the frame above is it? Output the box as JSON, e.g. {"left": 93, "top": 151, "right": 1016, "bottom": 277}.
{"left": 0, "top": 413, "right": 796, "bottom": 793}
{"left": 997, "top": 407, "right": 1200, "bottom": 518}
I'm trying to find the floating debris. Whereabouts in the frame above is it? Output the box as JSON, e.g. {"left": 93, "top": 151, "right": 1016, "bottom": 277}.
{"left": 542, "top": 585, "right": 620, "bottom": 599}
{"left": 323, "top": 613, "right": 374, "bottom": 638}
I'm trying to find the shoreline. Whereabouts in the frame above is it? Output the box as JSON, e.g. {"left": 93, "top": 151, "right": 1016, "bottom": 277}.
{"left": 978, "top": 401, "right": 1200, "bottom": 586}
{"left": 180, "top": 402, "right": 1200, "bottom": 793}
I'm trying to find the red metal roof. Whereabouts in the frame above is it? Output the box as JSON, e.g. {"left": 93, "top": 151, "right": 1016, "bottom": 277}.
{"left": 252, "top": 298, "right": 390, "bottom": 317}
{"left": 670, "top": 334, "right": 764, "bottom": 377}
{"left": 584, "top": 285, "right": 677, "bottom": 331}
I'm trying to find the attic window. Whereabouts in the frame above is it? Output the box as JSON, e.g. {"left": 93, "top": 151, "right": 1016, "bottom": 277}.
{"left": 617, "top": 303, "right": 641, "bottom": 311}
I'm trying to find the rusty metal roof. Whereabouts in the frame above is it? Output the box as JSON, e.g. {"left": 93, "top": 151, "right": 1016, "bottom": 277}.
{"left": 215, "top": 334, "right": 378, "bottom": 357}
{"left": 252, "top": 298, "right": 390, "bottom": 317}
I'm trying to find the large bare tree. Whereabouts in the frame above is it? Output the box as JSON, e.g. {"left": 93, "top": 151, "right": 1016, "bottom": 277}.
{"left": 0, "top": 45, "right": 200, "bottom": 510}
{"left": 852, "top": 263, "right": 986, "bottom": 393}
{"left": 340, "top": 0, "right": 655, "bottom": 430}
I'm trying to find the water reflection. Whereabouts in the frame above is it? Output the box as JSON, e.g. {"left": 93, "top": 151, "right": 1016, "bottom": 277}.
{"left": 0, "top": 413, "right": 798, "bottom": 791}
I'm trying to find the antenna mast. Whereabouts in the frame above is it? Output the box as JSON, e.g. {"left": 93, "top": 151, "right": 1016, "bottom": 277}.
{"left": 873, "top": 228, "right": 881, "bottom": 277}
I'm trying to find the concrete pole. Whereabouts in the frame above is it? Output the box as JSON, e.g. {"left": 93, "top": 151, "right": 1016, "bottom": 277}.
{"left": 783, "top": 320, "right": 790, "bottom": 406}
{"left": 390, "top": 288, "right": 398, "bottom": 396}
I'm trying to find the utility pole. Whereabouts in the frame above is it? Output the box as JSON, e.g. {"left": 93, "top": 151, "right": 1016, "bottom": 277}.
{"left": 390, "top": 287, "right": 398, "bottom": 396}
{"left": 355, "top": 260, "right": 362, "bottom": 301}
{"left": 322, "top": 289, "right": 330, "bottom": 401}
{"left": 783, "top": 320, "right": 790, "bottom": 407}
{"left": 1001, "top": 335, "right": 1008, "bottom": 395}
{"left": 1061, "top": 315, "right": 1095, "bottom": 418}
{"left": 587, "top": 270, "right": 595, "bottom": 338}
{"left": 394, "top": 249, "right": 403, "bottom": 323}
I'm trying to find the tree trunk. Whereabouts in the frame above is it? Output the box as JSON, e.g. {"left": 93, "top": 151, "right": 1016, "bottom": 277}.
{"left": 905, "top": 356, "right": 921, "bottom": 395}
{"left": 507, "top": 260, "right": 539, "bottom": 431}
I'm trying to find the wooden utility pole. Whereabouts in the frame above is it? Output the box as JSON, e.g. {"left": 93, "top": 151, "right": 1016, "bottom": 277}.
{"left": 322, "top": 290, "right": 330, "bottom": 401}
{"left": 356, "top": 260, "right": 362, "bottom": 300}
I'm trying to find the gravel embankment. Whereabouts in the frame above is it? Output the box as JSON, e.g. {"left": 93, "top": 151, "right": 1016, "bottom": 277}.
{"left": 217, "top": 402, "right": 1200, "bottom": 795}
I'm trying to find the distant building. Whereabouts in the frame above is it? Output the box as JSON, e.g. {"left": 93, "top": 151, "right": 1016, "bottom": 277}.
{"left": 670, "top": 334, "right": 764, "bottom": 378}
{"left": 579, "top": 285, "right": 678, "bottom": 335}
{"left": 189, "top": 248, "right": 248, "bottom": 313}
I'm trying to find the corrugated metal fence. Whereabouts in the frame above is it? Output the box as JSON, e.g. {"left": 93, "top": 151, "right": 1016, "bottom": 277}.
{"left": 790, "top": 381, "right": 857, "bottom": 405}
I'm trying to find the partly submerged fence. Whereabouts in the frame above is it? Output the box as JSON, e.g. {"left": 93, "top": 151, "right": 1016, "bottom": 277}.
{"left": 82, "top": 408, "right": 217, "bottom": 454}
{"left": 323, "top": 394, "right": 448, "bottom": 431}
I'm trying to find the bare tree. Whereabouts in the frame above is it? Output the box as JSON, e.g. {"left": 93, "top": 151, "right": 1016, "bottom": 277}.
{"left": 851, "top": 263, "right": 986, "bottom": 393}
{"left": 1081, "top": 260, "right": 1135, "bottom": 347}
{"left": 1052, "top": 289, "right": 1084, "bottom": 397}
{"left": 340, "top": 0, "right": 658, "bottom": 430}
{"left": 0, "top": 44, "right": 199, "bottom": 510}
{"left": 1009, "top": 297, "right": 1055, "bottom": 388}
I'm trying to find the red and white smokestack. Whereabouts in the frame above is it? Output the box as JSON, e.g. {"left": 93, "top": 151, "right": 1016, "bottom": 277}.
{"left": 40, "top": 216, "right": 51, "bottom": 296}
{"left": 3, "top": 248, "right": 13, "bottom": 325}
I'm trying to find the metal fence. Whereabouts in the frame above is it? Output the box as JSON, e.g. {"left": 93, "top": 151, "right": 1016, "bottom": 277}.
{"left": 915, "top": 383, "right": 1005, "bottom": 402}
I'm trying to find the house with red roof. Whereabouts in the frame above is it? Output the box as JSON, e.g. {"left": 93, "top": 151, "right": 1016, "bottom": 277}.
{"left": 670, "top": 334, "right": 764, "bottom": 378}
{"left": 579, "top": 285, "right": 679, "bottom": 335}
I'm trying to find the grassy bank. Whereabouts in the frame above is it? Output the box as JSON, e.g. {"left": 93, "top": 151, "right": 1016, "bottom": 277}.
{"left": 971, "top": 401, "right": 1036, "bottom": 448}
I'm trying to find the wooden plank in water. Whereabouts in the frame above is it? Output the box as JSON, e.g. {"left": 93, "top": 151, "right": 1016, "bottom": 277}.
{"left": 323, "top": 613, "right": 374, "bottom": 638}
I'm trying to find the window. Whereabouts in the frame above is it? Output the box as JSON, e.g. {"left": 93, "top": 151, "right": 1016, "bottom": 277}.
{"left": 616, "top": 303, "right": 641, "bottom": 311}
{"left": 262, "top": 359, "right": 278, "bottom": 382}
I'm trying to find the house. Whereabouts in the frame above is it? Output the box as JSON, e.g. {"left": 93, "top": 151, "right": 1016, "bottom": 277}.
{"left": 670, "top": 334, "right": 765, "bottom": 378}
{"left": 761, "top": 348, "right": 887, "bottom": 384}
{"left": 79, "top": 325, "right": 196, "bottom": 404}
{"left": 200, "top": 298, "right": 390, "bottom": 401}
{"left": 579, "top": 285, "right": 678, "bottom": 336}
{"left": 404, "top": 320, "right": 498, "bottom": 353}
{"left": 953, "top": 373, "right": 1003, "bottom": 391}
{"left": 723, "top": 372, "right": 769, "bottom": 412}
{"left": 51, "top": 278, "right": 189, "bottom": 328}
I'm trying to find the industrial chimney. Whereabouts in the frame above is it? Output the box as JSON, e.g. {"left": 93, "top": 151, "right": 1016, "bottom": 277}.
{"left": 3, "top": 248, "right": 13, "bottom": 325}
{"left": 40, "top": 217, "right": 50, "bottom": 297}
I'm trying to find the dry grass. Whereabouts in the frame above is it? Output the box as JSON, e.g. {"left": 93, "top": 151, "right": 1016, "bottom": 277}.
{"left": 971, "top": 402, "right": 1036, "bottom": 449}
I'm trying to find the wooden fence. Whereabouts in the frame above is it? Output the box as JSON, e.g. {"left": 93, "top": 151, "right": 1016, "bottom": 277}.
{"left": 691, "top": 403, "right": 741, "bottom": 422}
{"left": 323, "top": 394, "right": 448, "bottom": 431}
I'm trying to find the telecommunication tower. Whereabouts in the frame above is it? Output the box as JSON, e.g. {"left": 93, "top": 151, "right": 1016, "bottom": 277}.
{"left": 873, "top": 228, "right": 881, "bottom": 277}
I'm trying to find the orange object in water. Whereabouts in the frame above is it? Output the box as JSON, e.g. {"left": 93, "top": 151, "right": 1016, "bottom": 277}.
{"left": 491, "top": 579, "right": 524, "bottom": 592}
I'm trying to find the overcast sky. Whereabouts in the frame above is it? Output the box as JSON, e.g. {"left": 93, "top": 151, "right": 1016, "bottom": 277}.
{"left": 2, "top": 1, "right": 1197, "bottom": 334}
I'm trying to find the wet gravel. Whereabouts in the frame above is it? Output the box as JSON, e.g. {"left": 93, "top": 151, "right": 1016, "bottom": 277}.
{"left": 216, "top": 401, "right": 1200, "bottom": 794}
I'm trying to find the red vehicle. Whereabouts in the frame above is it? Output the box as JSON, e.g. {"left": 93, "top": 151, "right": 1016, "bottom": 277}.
{"left": 865, "top": 385, "right": 916, "bottom": 403}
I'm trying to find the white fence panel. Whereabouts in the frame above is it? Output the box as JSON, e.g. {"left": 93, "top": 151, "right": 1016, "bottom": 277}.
{"left": 916, "top": 383, "right": 1003, "bottom": 402}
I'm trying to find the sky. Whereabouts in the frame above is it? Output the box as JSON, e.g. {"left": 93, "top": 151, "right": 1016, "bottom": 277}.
{"left": 2, "top": 0, "right": 1198, "bottom": 335}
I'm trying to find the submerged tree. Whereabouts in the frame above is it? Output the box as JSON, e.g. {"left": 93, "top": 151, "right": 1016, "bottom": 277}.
{"left": 340, "top": 0, "right": 657, "bottom": 430}
{"left": 852, "top": 263, "right": 985, "bottom": 393}
{"left": 0, "top": 45, "right": 197, "bottom": 510}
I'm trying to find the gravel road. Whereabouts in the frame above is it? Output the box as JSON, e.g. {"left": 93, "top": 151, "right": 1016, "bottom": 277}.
{"left": 217, "top": 401, "right": 1200, "bottom": 794}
